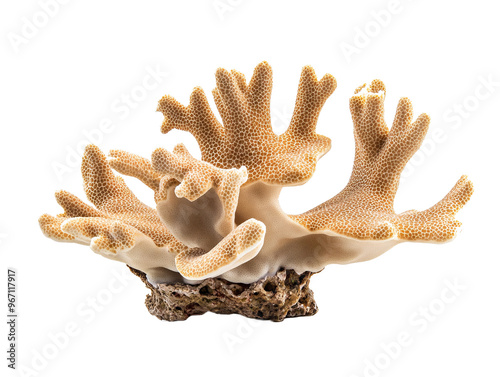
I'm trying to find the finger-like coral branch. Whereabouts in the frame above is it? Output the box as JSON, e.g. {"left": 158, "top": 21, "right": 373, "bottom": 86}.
{"left": 158, "top": 87, "right": 224, "bottom": 154}
{"left": 39, "top": 214, "right": 76, "bottom": 242}
{"left": 39, "top": 145, "right": 187, "bottom": 284}
{"left": 79, "top": 145, "right": 184, "bottom": 249}
{"left": 395, "top": 175, "right": 474, "bottom": 241}
{"left": 291, "top": 80, "right": 473, "bottom": 243}
{"left": 108, "top": 149, "right": 179, "bottom": 204}
{"left": 109, "top": 150, "right": 164, "bottom": 192}
{"left": 285, "top": 66, "right": 337, "bottom": 139}
{"left": 158, "top": 61, "right": 336, "bottom": 185}
{"left": 61, "top": 217, "right": 137, "bottom": 254}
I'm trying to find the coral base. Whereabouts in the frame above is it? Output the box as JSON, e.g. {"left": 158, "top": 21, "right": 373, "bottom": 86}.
{"left": 129, "top": 267, "right": 319, "bottom": 322}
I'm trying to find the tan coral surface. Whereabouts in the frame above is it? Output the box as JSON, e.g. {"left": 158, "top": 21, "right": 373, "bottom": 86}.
{"left": 40, "top": 62, "right": 473, "bottom": 285}
{"left": 157, "top": 62, "right": 336, "bottom": 185}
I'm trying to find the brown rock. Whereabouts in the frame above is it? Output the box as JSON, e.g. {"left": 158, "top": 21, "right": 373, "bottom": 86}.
{"left": 129, "top": 267, "right": 319, "bottom": 322}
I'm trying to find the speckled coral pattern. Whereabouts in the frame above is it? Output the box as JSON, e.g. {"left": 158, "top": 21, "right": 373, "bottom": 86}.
{"left": 39, "top": 145, "right": 262, "bottom": 278}
{"left": 109, "top": 149, "right": 179, "bottom": 203}
{"left": 39, "top": 145, "right": 185, "bottom": 253}
{"left": 157, "top": 61, "right": 336, "bottom": 185}
{"left": 290, "top": 81, "right": 473, "bottom": 241}
{"left": 175, "top": 219, "right": 266, "bottom": 279}
{"left": 109, "top": 149, "right": 164, "bottom": 192}
{"left": 152, "top": 143, "right": 248, "bottom": 233}
{"left": 39, "top": 62, "right": 473, "bottom": 284}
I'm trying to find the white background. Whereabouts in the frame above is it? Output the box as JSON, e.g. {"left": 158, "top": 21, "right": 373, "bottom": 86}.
{"left": 1, "top": 0, "right": 499, "bottom": 376}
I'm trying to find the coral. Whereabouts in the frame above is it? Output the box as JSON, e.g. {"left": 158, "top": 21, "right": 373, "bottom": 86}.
{"left": 156, "top": 61, "right": 335, "bottom": 185}
{"left": 39, "top": 62, "right": 473, "bottom": 321}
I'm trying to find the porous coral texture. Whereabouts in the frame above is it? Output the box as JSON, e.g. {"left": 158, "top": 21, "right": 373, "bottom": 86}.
{"left": 40, "top": 62, "right": 473, "bottom": 320}
{"left": 290, "top": 81, "right": 473, "bottom": 242}
{"left": 129, "top": 267, "right": 318, "bottom": 322}
{"left": 157, "top": 61, "right": 336, "bottom": 185}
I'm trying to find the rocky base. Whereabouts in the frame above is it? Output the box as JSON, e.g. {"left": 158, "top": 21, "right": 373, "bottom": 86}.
{"left": 129, "top": 267, "right": 319, "bottom": 322}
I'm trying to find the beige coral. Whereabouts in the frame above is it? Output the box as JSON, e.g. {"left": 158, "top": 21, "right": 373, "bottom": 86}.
{"left": 39, "top": 145, "right": 265, "bottom": 283}
{"left": 157, "top": 61, "right": 336, "bottom": 185}
{"left": 39, "top": 62, "right": 473, "bottom": 286}
{"left": 290, "top": 81, "right": 473, "bottom": 242}
{"left": 152, "top": 143, "right": 248, "bottom": 236}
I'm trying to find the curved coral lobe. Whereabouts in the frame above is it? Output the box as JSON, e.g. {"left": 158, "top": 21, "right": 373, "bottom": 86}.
{"left": 39, "top": 63, "right": 473, "bottom": 321}
{"left": 175, "top": 218, "right": 266, "bottom": 279}
{"left": 152, "top": 143, "right": 248, "bottom": 236}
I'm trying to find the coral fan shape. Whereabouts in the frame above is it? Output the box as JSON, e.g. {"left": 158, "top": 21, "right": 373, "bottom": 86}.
{"left": 157, "top": 61, "right": 337, "bottom": 185}
{"left": 290, "top": 81, "right": 473, "bottom": 242}
{"left": 39, "top": 62, "right": 473, "bottom": 320}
